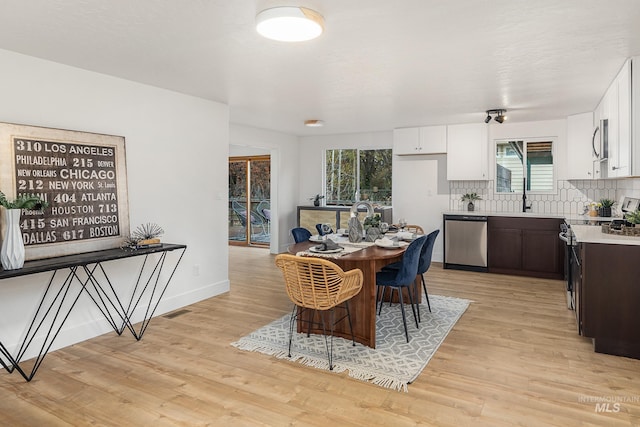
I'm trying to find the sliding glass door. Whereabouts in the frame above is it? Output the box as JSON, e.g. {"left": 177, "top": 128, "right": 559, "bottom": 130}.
{"left": 229, "top": 156, "right": 270, "bottom": 246}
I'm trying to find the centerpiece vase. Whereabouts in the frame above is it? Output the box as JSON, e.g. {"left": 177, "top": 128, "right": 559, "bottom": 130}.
{"left": 365, "top": 227, "right": 381, "bottom": 242}
{"left": 1, "top": 209, "right": 25, "bottom": 270}
{"left": 347, "top": 216, "right": 363, "bottom": 243}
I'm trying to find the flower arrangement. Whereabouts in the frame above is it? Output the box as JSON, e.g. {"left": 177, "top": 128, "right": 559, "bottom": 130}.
{"left": 0, "top": 191, "right": 48, "bottom": 210}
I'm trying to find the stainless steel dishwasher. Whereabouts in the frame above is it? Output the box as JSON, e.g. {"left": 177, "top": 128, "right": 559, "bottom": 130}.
{"left": 443, "top": 214, "right": 488, "bottom": 272}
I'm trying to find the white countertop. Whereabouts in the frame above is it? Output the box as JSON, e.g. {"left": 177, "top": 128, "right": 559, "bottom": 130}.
{"left": 571, "top": 224, "right": 640, "bottom": 246}
{"left": 444, "top": 210, "right": 621, "bottom": 222}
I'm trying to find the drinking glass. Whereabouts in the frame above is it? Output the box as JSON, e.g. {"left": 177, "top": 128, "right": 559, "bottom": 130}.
{"left": 398, "top": 218, "right": 407, "bottom": 231}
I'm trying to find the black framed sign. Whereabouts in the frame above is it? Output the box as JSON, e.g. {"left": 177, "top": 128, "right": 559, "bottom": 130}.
{"left": 0, "top": 122, "right": 130, "bottom": 260}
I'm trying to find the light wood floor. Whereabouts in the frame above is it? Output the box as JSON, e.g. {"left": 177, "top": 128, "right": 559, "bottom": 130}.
{"left": 1, "top": 245, "right": 639, "bottom": 426}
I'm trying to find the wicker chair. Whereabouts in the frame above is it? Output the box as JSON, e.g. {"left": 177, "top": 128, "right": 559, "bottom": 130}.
{"left": 393, "top": 224, "right": 424, "bottom": 234}
{"left": 275, "top": 254, "right": 363, "bottom": 370}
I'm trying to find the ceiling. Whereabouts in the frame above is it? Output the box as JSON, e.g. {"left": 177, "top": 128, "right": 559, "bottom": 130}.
{"left": 1, "top": 0, "right": 640, "bottom": 136}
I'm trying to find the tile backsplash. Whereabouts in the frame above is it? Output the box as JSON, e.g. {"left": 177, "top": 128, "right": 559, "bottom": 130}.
{"left": 449, "top": 178, "right": 640, "bottom": 216}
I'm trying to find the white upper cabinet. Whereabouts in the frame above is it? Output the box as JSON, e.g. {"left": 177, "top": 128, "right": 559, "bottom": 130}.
{"left": 612, "top": 58, "right": 631, "bottom": 177}
{"left": 446, "top": 123, "right": 489, "bottom": 180}
{"left": 566, "top": 112, "right": 595, "bottom": 180}
{"left": 393, "top": 125, "right": 447, "bottom": 155}
{"left": 595, "top": 58, "right": 631, "bottom": 178}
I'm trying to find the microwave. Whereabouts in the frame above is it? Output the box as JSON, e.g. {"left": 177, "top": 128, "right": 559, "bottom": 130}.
{"left": 592, "top": 118, "right": 608, "bottom": 160}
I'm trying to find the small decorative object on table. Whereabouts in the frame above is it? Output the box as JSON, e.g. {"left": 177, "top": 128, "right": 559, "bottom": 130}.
{"left": 310, "top": 194, "right": 324, "bottom": 207}
{"left": 0, "top": 191, "right": 49, "bottom": 270}
{"left": 363, "top": 213, "right": 383, "bottom": 242}
{"left": 461, "top": 192, "right": 482, "bottom": 212}
{"left": 598, "top": 198, "right": 615, "bottom": 217}
{"left": 123, "top": 223, "right": 164, "bottom": 249}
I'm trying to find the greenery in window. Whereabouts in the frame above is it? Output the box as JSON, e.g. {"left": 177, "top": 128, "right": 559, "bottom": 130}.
{"left": 495, "top": 140, "right": 553, "bottom": 193}
{"left": 325, "top": 149, "right": 392, "bottom": 205}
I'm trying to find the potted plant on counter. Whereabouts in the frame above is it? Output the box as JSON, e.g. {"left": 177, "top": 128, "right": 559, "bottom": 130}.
{"left": 461, "top": 192, "right": 482, "bottom": 212}
{"left": 625, "top": 209, "right": 640, "bottom": 226}
{"left": 598, "top": 198, "right": 615, "bottom": 217}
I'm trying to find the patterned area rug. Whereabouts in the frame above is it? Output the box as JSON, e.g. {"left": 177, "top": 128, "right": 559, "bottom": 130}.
{"left": 231, "top": 294, "right": 471, "bottom": 392}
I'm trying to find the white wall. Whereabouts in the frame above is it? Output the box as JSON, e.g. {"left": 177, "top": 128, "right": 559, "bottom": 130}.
{"left": 230, "top": 124, "right": 299, "bottom": 253}
{"left": 298, "top": 121, "right": 571, "bottom": 262}
{"left": 298, "top": 131, "right": 449, "bottom": 261}
{"left": 0, "top": 49, "right": 229, "bottom": 358}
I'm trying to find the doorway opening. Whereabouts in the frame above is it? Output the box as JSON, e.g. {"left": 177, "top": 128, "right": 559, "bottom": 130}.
{"left": 229, "top": 155, "right": 271, "bottom": 247}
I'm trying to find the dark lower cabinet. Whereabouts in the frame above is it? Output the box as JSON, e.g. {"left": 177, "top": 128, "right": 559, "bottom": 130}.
{"left": 488, "top": 216, "right": 565, "bottom": 280}
{"left": 577, "top": 242, "right": 640, "bottom": 360}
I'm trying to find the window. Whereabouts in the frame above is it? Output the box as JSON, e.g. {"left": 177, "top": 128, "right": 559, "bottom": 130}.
{"left": 495, "top": 139, "right": 554, "bottom": 193}
{"left": 325, "top": 148, "right": 392, "bottom": 205}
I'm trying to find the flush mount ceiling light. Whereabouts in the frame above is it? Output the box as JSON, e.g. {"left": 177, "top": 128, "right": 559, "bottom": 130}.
{"left": 304, "top": 119, "right": 324, "bottom": 127}
{"left": 485, "top": 109, "right": 507, "bottom": 124}
{"left": 256, "top": 6, "right": 324, "bottom": 42}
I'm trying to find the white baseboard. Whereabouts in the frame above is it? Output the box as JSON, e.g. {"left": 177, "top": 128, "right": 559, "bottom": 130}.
{"left": 8, "top": 279, "right": 230, "bottom": 362}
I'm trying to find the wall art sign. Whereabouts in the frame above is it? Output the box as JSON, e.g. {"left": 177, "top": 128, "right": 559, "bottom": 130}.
{"left": 0, "top": 122, "right": 130, "bottom": 260}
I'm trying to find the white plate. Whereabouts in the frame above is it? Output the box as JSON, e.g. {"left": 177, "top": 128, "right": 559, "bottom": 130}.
{"left": 374, "top": 240, "right": 408, "bottom": 249}
{"left": 309, "top": 235, "right": 323, "bottom": 242}
{"left": 309, "top": 246, "right": 344, "bottom": 254}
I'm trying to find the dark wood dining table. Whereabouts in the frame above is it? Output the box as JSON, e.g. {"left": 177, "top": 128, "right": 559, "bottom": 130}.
{"left": 287, "top": 240, "right": 420, "bottom": 348}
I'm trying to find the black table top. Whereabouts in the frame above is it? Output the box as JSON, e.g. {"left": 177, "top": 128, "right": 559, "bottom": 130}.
{"left": 0, "top": 243, "right": 187, "bottom": 280}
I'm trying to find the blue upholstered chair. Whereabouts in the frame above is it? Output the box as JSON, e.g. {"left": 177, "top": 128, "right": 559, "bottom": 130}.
{"left": 375, "top": 235, "right": 427, "bottom": 342}
{"left": 382, "top": 229, "right": 440, "bottom": 320}
{"left": 291, "top": 227, "right": 312, "bottom": 243}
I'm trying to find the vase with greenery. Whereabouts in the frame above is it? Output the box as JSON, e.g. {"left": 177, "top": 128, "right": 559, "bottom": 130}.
{"left": 598, "top": 198, "right": 615, "bottom": 217}
{"left": 0, "top": 191, "right": 49, "bottom": 270}
{"left": 310, "top": 194, "right": 324, "bottom": 207}
{"left": 363, "top": 214, "right": 382, "bottom": 241}
{"left": 461, "top": 192, "right": 482, "bottom": 212}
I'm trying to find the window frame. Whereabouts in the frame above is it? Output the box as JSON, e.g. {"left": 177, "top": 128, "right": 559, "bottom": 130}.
{"left": 323, "top": 147, "right": 392, "bottom": 206}
{"left": 493, "top": 137, "right": 556, "bottom": 195}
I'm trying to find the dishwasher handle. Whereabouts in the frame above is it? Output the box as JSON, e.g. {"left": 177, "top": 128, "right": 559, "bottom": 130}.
{"left": 444, "top": 215, "right": 487, "bottom": 221}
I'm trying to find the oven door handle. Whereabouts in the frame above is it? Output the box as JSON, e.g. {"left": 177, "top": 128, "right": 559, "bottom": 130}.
{"left": 559, "top": 232, "right": 569, "bottom": 243}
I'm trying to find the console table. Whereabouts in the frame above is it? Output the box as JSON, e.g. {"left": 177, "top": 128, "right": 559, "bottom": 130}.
{"left": 0, "top": 243, "right": 186, "bottom": 381}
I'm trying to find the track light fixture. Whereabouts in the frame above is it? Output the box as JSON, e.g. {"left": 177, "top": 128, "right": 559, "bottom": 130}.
{"left": 485, "top": 109, "right": 507, "bottom": 124}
